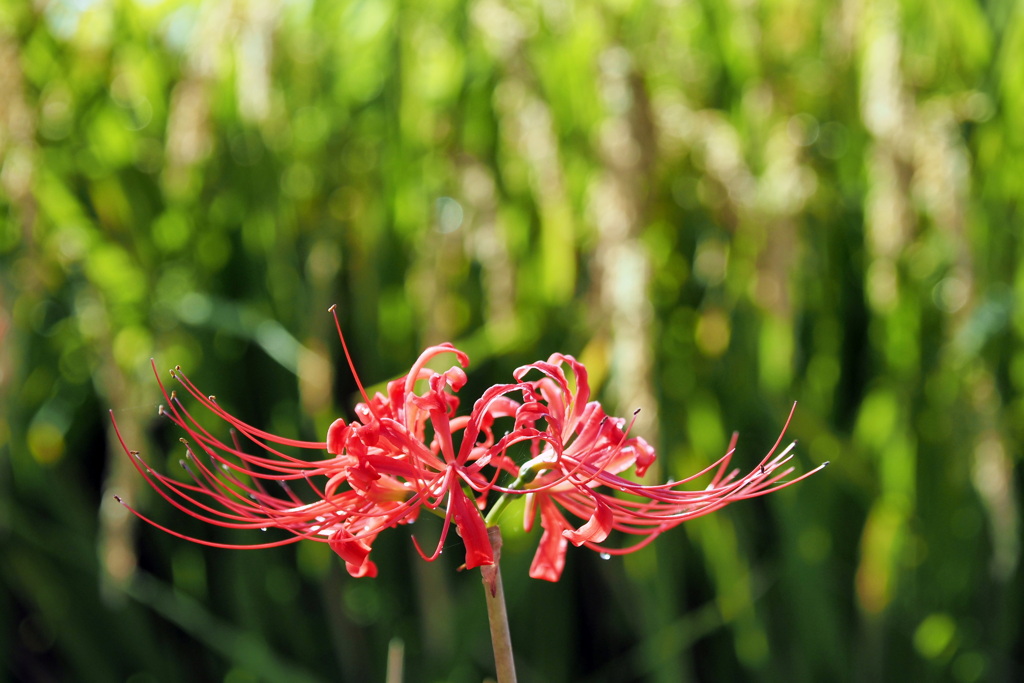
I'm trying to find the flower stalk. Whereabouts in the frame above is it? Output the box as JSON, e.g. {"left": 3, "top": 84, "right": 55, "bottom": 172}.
{"left": 480, "top": 526, "right": 516, "bottom": 683}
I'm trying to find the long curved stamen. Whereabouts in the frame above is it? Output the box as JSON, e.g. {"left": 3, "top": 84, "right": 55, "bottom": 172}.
{"left": 329, "top": 305, "right": 375, "bottom": 415}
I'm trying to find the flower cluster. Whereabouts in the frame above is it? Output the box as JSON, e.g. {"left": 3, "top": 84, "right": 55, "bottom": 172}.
{"left": 114, "top": 308, "right": 826, "bottom": 581}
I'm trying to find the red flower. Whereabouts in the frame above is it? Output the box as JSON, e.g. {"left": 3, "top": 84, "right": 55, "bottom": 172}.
{"left": 115, "top": 308, "right": 825, "bottom": 581}
{"left": 111, "top": 359, "right": 423, "bottom": 579}
{"left": 114, "top": 309, "right": 519, "bottom": 575}
{"left": 490, "top": 354, "right": 828, "bottom": 581}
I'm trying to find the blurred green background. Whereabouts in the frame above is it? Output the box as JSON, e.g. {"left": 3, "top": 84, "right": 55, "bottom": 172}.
{"left": 2, "top": 0, "right": 1022, "bottom": 681}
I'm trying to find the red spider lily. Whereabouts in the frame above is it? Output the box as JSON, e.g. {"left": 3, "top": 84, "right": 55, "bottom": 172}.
{"left": 518, "top": 412, "right": 825, "bottom": 581}
{"left": 113, "top": 307, "right": 529, "bottom": 576}
{"left": 111, "top": 359, "right": 419, "bottom": 578}
{"left": 112, "top": 348, "right": 509, "bottom": 576}
{"left": 114, "top": 307, "right": 826, "bottom": 581}
{"left": 481, "top": 354, "right": 828, "bottom": 581}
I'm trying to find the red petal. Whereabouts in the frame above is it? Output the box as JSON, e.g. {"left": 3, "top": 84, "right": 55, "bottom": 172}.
{"left": 528, "top": 498, "right": 570, "bottom": 581}
{"left": 450, "top": 485, "right": 493, "bottom": 569}
{"left": 563, "top": 493, "right": 612, "bottom": 546}
{"left": 329, "top": 529, "right": 378, "bottom": 578}
{"left": 326, "top": 419, "right": 348, "bottom": 455}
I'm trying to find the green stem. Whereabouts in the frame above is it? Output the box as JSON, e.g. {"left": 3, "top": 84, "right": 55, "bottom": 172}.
{"left": 480, "top": 526, "right": 517, "bottom": 683}
{"left": 483, "top": 485, "right": 520, "bottom": 526}
{"left": 484, "top": 457, "right": 553, "bottom": 526}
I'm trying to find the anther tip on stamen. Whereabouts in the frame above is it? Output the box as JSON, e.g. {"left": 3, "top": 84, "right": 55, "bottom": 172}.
{"left": 328, "top": 304, "right": 338, "bottom": 313}
{"left": 114, "top": 495, "right": 123, "bottom": 503}
{"left": 633, "top": 408, "right": 641, "bottom": 416}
